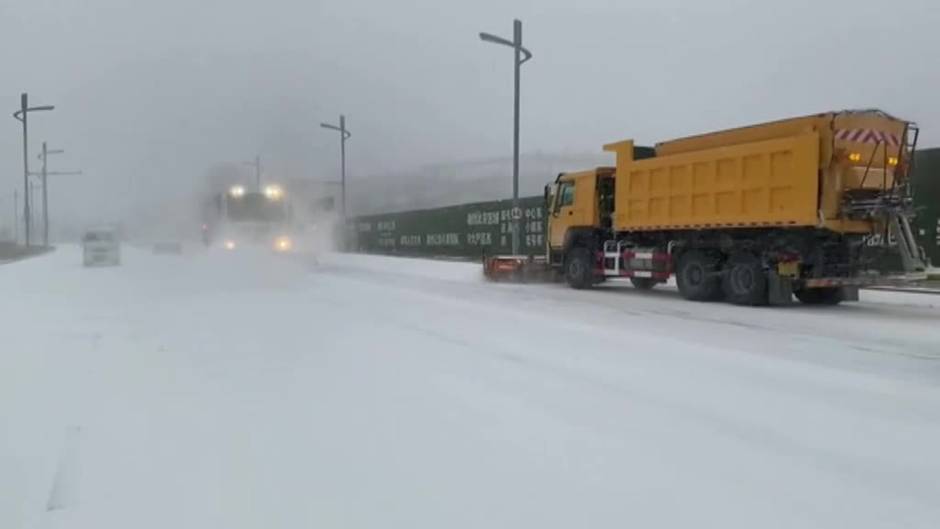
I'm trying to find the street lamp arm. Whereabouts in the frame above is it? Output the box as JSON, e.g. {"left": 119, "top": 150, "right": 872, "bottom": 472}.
{"left": 322, "top": 122, "right": 350, "bottom": 139}
{"left": 479, "top": 33, "right": 532, "bottom": 64}
{"left": 519, "top": 46, "right": 533, "bottom": 64}
{"left": 13, "top": 105, "right": 55, "bottom": 122}
{"left": 38, "top": 149, "right": 65, "bottom": 160}
{"left": 479, "top": 32, "right": 514, "bottom": 48}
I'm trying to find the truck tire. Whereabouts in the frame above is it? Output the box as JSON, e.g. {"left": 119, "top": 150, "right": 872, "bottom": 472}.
{"left": 676, "top": 250, "right": 722, "bottom": 301}
{"left": 630, "top": 277, "right": 657, "bottom": 290}
{"left": 722, "top": 252, "right": 768, "bottom": 306}
{"left": 565, "top": 247, "right": 595, "bottom": 289}
{"left": 794, "top": 287, "right": 843, "bottom": 306}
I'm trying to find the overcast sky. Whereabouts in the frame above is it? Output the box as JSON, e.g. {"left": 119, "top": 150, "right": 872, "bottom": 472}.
{"left": 1, "top": 0, "right": 937, "bottom": 229}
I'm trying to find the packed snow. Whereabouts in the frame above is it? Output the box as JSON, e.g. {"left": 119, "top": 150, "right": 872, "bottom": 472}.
{"left": 2, "top": 245, "right": 940, "bottom": 529}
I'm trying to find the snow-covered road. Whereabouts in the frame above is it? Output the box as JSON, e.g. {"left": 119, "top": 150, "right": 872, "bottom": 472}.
{"left": 3, "top": 245, "right": 940, "bottom": 528}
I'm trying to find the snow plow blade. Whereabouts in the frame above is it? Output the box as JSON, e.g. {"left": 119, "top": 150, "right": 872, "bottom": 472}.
{"left": 482, "top": 254, "right": 556, "bottom": 282}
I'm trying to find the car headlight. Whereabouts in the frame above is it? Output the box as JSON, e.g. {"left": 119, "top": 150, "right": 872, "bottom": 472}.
{"left": 224, "top": 240, "right": 236, "bottom": 250}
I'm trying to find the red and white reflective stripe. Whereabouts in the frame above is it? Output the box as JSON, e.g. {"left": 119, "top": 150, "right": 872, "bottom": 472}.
{"left": 614, "top": 269, "right": 671, "bottom": 279}
{"left": 803, "top": 277, "right": 875, "bottom": 288}
{"left": 834, "top": 128, "right": 900, "bottom": 146}
{"left": 622, "top": 250, "right": 670, "bottom": 261}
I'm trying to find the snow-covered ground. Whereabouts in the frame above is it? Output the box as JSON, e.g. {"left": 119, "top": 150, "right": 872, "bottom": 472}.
{"left": 2, "top": 245, "right": 940, "bottom": 529}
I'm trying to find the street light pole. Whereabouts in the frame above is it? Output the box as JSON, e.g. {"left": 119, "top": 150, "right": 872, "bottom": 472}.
{"left": 340, "top": 115, "right": 346, "bottom": 219}
{"left": 512, "top": 20, "right": 522, "bottom": 230}
{"left": 29, "top": 182, "right": 38, "bottom": 232}
{"left": 255, "top": 155, "right": 261, "bottom": 190}
{"left": 18, "top": 95, "right": 29, "bottom": 247}
{"left": 12, "top": 93, "right": 54, "bottom": 247}
{"left": 38, "top": 142, "right": 69, "bottom": 246}
{"left": 41, "top": 142, "right": 46, "bottom": 245}
{"left": 242, "top": 156, "right": 262, "bottom": 191}
{"left": 479, "top": 19, "right": 533, "bottom": 255}
{"left": 320, "top": 115, "right": 351, "bottom": 221}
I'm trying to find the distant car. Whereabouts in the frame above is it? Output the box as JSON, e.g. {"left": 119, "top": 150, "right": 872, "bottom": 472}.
{"left": 82, "top": 228, "right": 121, "bottom": 266}
{"left": 152, "top": 241, "right": 183, "bottom": 255}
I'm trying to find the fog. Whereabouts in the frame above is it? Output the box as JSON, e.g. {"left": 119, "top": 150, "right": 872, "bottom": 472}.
{"left": 4, "top": 3, "right": 940, "bottom": 527}
{"left": 1, "top": 0, "right": 938, "bottom": 236}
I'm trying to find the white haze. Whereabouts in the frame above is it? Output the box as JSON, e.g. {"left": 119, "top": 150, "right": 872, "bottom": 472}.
{"left": 1, "top": 0, "right": 938, "bottom": 236}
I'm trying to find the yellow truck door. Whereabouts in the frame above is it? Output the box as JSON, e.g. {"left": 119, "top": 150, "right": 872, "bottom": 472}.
{"left": 549, "top": 171, "right": 597, "bottom": 249}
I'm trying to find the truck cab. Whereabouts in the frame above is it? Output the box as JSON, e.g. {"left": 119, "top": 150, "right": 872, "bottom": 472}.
{"left": 546, "top": 168, "right": 614, "bottom": 266}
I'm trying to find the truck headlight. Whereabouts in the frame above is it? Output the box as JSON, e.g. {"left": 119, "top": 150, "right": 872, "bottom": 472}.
{"left": 263, "top": 185, "right": 284, "bottom": 200}
{"left": 229, "top": 185, "right": 245, "bottom": 197}
{"left": 274, "top": 236, "right": 292, "bottom": 252}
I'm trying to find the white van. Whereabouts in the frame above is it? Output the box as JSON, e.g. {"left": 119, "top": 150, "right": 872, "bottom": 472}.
{"left": 82, "top": 228, "right": 121, "bottom": 266}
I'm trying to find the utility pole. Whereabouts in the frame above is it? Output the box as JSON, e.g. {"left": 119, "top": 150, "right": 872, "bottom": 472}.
{"left": 12, "top": 93, "right": 54, "bottom": 247}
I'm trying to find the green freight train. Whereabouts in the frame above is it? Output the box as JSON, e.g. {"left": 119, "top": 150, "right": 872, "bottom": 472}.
{"left": 352, "top": 196, "right": 545, "bottom": 258}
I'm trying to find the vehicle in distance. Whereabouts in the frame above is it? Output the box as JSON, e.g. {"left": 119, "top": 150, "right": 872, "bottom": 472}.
{"left": 206, "top": 184, "right": 296, "bottom": 254}
{"left": 485, "top": 110, "right": 928, "bottom": 306}
{"left": 152, "top": 241, "right": 183, "bottom": 255}
{"left": 82, "top": 227, "right": 121, "bottom": 267}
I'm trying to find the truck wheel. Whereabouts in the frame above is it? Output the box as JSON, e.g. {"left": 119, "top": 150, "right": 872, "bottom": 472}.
{"left": 794, "top": 287, "right": 843, "bottom": 305}
{"left": 565, "top": 247, "right": 595, "bottom": 289}
{"left": 676, "top": 250, "right": 722, "bottom": 301}
{"left": 722, "top": 253, "right": 768, "bottom": 306}
{"left": 630, "top": 277, "right": 657, "bottom": 290}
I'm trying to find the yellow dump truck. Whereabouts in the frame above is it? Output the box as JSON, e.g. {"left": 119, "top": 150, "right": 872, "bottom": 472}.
{"left": 485, "top": 110, "right": 928, "bottom": 305}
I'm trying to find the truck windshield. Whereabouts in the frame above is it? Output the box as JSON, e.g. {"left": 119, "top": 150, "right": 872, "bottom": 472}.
{"left": 83, "top": 232, "right": 114, "bottom": 242}
{"left": 225, "top": 193, "right": 287, "bottom": 223}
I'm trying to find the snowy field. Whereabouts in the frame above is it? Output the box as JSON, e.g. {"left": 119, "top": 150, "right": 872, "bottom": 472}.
{"left": 2, "top": 245, "right": 940, "bottom": 529}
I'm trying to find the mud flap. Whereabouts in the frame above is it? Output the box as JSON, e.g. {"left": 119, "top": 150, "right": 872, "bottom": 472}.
{"left": 841, "top": 286, "right": 860, "bottom": 302}
{"left": 767, "top": 272, "right": 794, "bottom": 305}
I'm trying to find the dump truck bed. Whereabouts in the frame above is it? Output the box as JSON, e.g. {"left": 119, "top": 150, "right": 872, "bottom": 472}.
{"left": 607, "top": 133, "right": 821, "bottom": 231}
{"left": 604, "top": 110, "right": 912, "bottom": 234}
